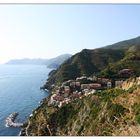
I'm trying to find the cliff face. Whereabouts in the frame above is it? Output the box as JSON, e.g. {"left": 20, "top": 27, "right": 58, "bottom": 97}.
{"left": 23, "top": 77, "right": 140, "bottom": 136}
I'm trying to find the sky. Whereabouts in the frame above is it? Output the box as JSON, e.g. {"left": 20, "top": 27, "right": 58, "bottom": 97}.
{"left": 0, "top": 4, "right": 140, "bottom": 63}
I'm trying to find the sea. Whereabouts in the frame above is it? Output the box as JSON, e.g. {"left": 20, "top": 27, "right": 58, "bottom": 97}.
{"left": 0, "top": 64, "right": 51, "bottom": 136}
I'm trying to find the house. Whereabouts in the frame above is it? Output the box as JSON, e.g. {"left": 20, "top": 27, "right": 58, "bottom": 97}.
{"left": 70, "top": 81, "right": 76, "bottom": 87}
{"left": 64, "top": 86, "right": 71, "bottom": 94}
{"left": 62, "top": 81, "right": 68, "bottom": 87}
{"left": 58, "top": 101, "right": 65, "bottom": 108}
{"left": 62, "top": 80, "right": 74, "bottom": 86}
{"left": 63, "top": 92, "right": 69, "bottom": 98}
{"left": 58, "top": 102, "right": 63, "bottom": 108}
{"left": 83, "top": 89, "right": 90, "bottom": 94}
{"left": 81, "top": 84, "right": 90, "bottom": 90}
{"left": 57, "top": 86, "right": 64, "bottom": 93}
{"left": 92, "top": 75, "right": 97, "bottom": 81}
{"left": 48, "top": 94, "right": 60, "bottom": 106}
{"left": 97, "top": 78, "right": 102, "bottom": 83}
{"left": 115, "top": 80, "right": 123, "bottom": 88}
{"left": 70, "top": 93, "right": 79, "bottom": 100}
{"left": 87, "top": 77, "right": 93, "bottom": 81}
{"left": 107, "top": 81, "right": 112, "bottom": 88}
{"left": 90, "top": 89, "right": 96, "bottom": 94}
{"left": 119, "top": 69, "right": 132, "bottom": 74}
{"left": 53, "top": 101, "right": 59, "bottom": 107}
{"left": 50, "top": 94, "right": 57, "bottom": 102}
{"left": 73, "top": 90, "right": 78, "bottom": 94}
{"left": 118, "top": 69, "right": 133, "bottom": 77}
{"left": 84, "top": 91, "right": 91, "bottom": 96}
{"left": 101, "top": 78, "right": 110, "bottom": 84}
{"left": 53, "top": 95, "right": 64, "bottom": 102}
{"left": 77, "top": 91, "right": 82, "bottom": 95}
{"left": 55, "top": 89, "right": 61, "bottom": 94}
{"left": 89, "top": 83, "right": 101, "bottom": 89}
{"left": 64, "top": 98, "right": 71, "bottom": 104}
{"left": 76, "top": 76, "right": 87, "bottom": 80}
{"left": 75, "top": 82, "right": 81, "bottom": 86}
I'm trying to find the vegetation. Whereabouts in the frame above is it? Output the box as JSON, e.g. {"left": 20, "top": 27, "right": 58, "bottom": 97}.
{"left": 133, "top": 103, "right": 140, "bottom": 124}
{"left": 94, "top": 88, "right": 125, "bottom": 101}
{"left": 25, "top": 36, "right": 140, "bottom": 136}
{"left": 44, "top": 36, "right": 140, "bottom": 88}
{"left": 25, "top": 82, "right": 140, "bottom": 136}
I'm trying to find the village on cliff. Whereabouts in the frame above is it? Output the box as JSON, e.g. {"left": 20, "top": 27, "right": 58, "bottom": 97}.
{"left": 47, "top": 68, "right": 133, "bottom": 108}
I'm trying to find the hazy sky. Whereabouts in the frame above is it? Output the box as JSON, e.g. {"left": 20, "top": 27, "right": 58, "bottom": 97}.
{"left": 0, "top": 4, "right": 140, "bottom": 63}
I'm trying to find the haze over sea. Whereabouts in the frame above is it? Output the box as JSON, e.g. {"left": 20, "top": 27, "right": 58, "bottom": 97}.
{"left": 0, "top": 64, "right": 50, "bottom": 136}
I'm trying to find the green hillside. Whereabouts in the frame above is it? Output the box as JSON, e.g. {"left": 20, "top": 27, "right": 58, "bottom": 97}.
{"left": 101, "top": 45, "right": 140, "bottom": 78}
{"left": 44, "top": 36, "right": 140, "bottom": 89}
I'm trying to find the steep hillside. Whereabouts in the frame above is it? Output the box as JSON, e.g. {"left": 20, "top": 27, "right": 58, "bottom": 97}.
{"left": 22, "top": 36, "right": 140, "bottom": 136}
{"left": 45, "top": 48, "right": 125, "bottom": 87}
{"left": 23, "top": 77, "right": 140, "bottom": 136}
{"left": 44, "top": 36, "right": 140, "bottom": 88}
{"left": 101, "top": 45, "right": 140, "bottom": 78}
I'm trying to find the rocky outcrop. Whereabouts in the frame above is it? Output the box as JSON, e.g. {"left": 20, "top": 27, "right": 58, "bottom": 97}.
{"left": 121, "top": 77, "right": 140, "bottom": 90}
{"left": 5, "top": 112, "right": 24, "bottom": 128}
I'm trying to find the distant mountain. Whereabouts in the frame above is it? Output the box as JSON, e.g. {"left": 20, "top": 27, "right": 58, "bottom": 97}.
{"left": 44, "top": 36, "right": 140, "bottom": 88}
{"left": 5, "top": 54, "right": 72, "bottom": 69}
{"left": 46, "top": 54, "right": 72, "bottom": 69}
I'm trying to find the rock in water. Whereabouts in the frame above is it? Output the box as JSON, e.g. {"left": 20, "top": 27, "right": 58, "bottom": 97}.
{"left": 5, "top": 112, "right": 23, "bottom": 128}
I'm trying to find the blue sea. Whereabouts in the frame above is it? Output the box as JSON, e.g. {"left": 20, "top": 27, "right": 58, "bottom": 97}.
{"left": 0, "top": 65, "right": 50, "bottom": 136}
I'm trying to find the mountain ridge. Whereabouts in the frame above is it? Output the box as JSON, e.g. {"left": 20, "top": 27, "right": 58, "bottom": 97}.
{"left": 5, "top": 54, "right": 72, "bottom": 69}
{"left": 44, "top": 36, "right": 140, "bottom": 89}
{"left": 104, "top": 36, "right": 140, "bottom": 50}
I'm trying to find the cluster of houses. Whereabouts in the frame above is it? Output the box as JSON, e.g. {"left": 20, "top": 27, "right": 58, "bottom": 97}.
{"left": 118, "top": 69, "right": 133, "bottom": 78}
{"left": 47, "top": 69, "right": 133, "bottom": 108}
{"left": 48, "top": 76, "right": 118, "bottom": 108}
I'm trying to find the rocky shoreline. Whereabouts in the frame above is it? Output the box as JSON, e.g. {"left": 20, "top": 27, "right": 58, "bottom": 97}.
{"left": 19, "top": 96, "right": 51, "bottom": 136}
{"left": 5, "top": 112, "right": 24, "bottom": 128}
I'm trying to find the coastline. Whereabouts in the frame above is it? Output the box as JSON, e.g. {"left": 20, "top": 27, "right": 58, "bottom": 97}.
{"left": 0, "top": 65, "right": 51, "bottom": 136}
{"left": 19, "top": 77, "right": 140, "bottom": 136}
{"left": 18, "top": 64, "right": 140, "bottom": 136}
{"left": 19, "top": 73, "right": 113, "bottom": 136}
{"left": 19, "top": 93, "right": 51, "bottom": 136}
{"left": 19, "top": 69, "right": 54, "bottom": 136}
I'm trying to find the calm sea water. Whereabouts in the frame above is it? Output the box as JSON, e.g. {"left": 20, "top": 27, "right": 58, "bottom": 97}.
{"left": 0, "top": 65, "right": 50, "bottom": 136}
